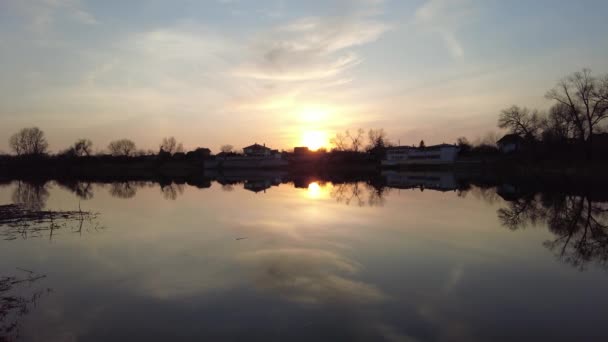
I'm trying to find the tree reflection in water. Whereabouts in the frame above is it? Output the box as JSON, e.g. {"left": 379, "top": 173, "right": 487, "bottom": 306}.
{"left": 161, "top": 183, "right": 185, "bottom": 200}
{"left": 330, "top": 182, "right": 391, "bottom": 207}
{"left": 56, "top": 180, "right": 94, "bottom": 200}
{"left": 10, "top": 181, "right": 49, "bottom": 212}
{"left": 109, "top": 182, "right": 138, "bottom": 199}
{"left": 498, "top": 193, "right": 608, "bottom": 271}
{"left": 1, "top": 182, "right": 100, "bottom": 240}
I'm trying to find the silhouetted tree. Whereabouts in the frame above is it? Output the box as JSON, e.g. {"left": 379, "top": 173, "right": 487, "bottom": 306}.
{"left": 456, "top": 136, "right": 471, "bottom": 153}
{"left": 498, "top": 105, "right": 544, "bottom": 139}
{"left": 330, "top": 129, "right": 365, "bottom": 152}
{"left": 546, "top": 68, "right": 608, "bottom": 158}
{"left": 108, "top": 139, "right": 136, "bottom": 156}
{"left": 70, "top": 139, "right": 93, "bottom": 157}
{"left": 419, "top": 140, "right": 425, "bottom": 148}
{"left": 542, "top": 103, "right": 577, "bottom": 143}
{"left": 220, "top": 144, "right": 234, "bottom": 153}
{"left": 330, "top": 132, "right": 349, "bottom": 151}
{"left": 347, "top": 128, "right": 365, "bottom": 152}
{"left": 8, "top": 127, "right": 48, "bottom": 156}
{"left": 160, "top": 136, "right": 184, "bottom": 154}
{"left": 367, "top": 129, "right": 389, "bottom": 151}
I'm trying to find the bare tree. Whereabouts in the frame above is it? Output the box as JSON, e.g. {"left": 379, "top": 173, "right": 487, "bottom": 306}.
{"left": 220, "top": 144, "right": 234, "bottom": 153}
{"left": 542, "top": 103, "right": 577, "bottom": 142}
{"left": 367, "top": 128, "right": 389, "bottom": 150}
{"left": 546, "top": 68, "right": 608, "bottom": 157}
{"left": 346, "top": 128, "right": 365, "bottom": 152}
{"left": 72, "top": 139, "right": 93, "bottom": 157}
{"left": 456, "top": 136, "right": 471, "bottom": 153}
{"left": 159, "top": 137, "right": 184, "bottom": 154}
{"left": 8, "top": 127, "right": 48, "bottom": 156}
{"left": 330, "top": 132, "right": 349, "bottom": 151}
{"left": 498, "top": 105, "right": 543, "bottom": 139}
{"left": 108, "top": 139, "right": 136, "bottom": 156}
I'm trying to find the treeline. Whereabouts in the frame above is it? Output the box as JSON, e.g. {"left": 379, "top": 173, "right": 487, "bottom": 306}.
{"left": 2, "top": 130, "right": 211, "bottom": 160}
{"left": 458, "top": 68, "right": 608, "bottom": 160}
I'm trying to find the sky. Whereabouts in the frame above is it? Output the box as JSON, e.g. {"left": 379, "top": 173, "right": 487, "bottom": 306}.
{"left": 1, "top": 0, "right": 608, "bottom": 153}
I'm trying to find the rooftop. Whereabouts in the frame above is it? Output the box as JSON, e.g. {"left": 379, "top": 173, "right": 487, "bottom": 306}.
{"left": 243, "top": 143, "right": 271, "bottom": 150}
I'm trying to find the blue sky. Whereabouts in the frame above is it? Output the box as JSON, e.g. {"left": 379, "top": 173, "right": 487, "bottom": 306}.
{"left": 1, "top": 0, "right": 608, "bottom": 153}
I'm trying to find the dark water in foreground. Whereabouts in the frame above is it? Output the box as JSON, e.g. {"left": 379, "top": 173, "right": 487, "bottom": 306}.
{"left": 1, "top": 172, "right": 607, "bottom": 341}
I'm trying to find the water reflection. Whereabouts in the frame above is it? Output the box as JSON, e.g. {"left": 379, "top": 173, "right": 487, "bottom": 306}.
{"left": 56, "top": 180, "right": 94, "bottom": 200}
{"left": 0, "top": 269, "right": 50, "bottom": 341}
{"left": 2, "top": 173, "right": 608, "bottom": 340}
{"left": 498, "top": 193, "right": 608, "bottom": 271}
{"left": 0, "top": 203, "right": 100, "bottom": 240}
{"left": 109, "top": 182, "right": 140, "bottom": 199}
{"left": 11, "top": 181, "right": 49, "bottom": 211}
{"left": 241, "top": 248, "right": 385, "bottom": 305}
{"left": 382, "top": 170, "right": 458, "bottom": 192}
{"left": 160, "top": 183, "right": 184, "bottom": 200}
{"left": 329, "top": 182, "right": 392, "bottom": 207}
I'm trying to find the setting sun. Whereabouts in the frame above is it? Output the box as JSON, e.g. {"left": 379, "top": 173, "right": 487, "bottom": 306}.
{"left": 301, "top": 131, "right": 328, "bottom": 151}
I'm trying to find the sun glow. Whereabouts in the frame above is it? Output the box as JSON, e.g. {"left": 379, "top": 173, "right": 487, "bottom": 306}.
{"left": 299, "top": 106, "right": 330, "bottom": 122}
{"left": 301, "top": 131, "right": 328, "bottom": 151}
{"left": 307, "top": 182, "right": 321, "bottom": 198}
{"left": 305, "top": 181, "right": 332, "bottom": 199}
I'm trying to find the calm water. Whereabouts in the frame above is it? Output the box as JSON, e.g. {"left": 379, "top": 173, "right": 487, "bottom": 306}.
{"left": 1, "top": 173, "right": 607, "bottom": 341}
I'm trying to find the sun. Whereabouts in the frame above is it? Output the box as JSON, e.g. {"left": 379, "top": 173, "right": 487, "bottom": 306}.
{"left": 301, "top": 131, "right": 328, "bottom": 151}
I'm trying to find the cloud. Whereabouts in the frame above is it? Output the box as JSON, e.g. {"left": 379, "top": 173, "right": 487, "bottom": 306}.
{"left": 239, "top": 248, "right": 386, "bottom": 304}
{"left": 234, "top": 14, "right": 389, "bottom": 81}
{"left": 6, "top": 0, "right": 97, "bottom": 33}
{"left": 415, "top": 0, "right": 475, "bottom": 58}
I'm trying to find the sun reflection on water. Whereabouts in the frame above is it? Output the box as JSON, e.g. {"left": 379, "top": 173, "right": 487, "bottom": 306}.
{"left": 306, "top": 182, "right": 330, "bottom": 199}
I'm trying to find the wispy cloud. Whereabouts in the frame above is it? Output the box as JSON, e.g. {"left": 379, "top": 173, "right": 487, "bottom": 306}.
{"left": 6, "top": 0, "right": 97, "bottom": 34}
{"left": 234, "top": 13, "right": 389, "bottom": 81}
{"left": 415, "top": 0, "right": 475, "bottom": 58}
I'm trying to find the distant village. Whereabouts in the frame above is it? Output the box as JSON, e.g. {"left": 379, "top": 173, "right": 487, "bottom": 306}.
{"left": 2, "top": 68, "right": 607, "bottom": 173}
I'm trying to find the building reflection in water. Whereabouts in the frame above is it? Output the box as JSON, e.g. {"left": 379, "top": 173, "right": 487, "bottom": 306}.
{"left": 382, "top": 170, "right": 458, "bottom": 192}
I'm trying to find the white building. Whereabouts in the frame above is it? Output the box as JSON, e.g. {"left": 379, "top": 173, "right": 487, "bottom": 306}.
{"left": 382, "top": 144, "right": 459, "bottom": 166}
{"left": 382, "top": 171, "right": 458, "bottom": 191}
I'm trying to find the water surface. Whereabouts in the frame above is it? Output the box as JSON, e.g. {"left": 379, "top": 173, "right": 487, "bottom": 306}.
{"left": 1, "top": 174, "right": 607, "bottom": 341}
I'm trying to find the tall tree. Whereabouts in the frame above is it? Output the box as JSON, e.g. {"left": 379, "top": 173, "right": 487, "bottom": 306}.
{"left": 72, "top": 139, "right": 93, "bottom": 157}
{"left": 159, "top": 136, "right": 184, "bottom": 154}
{"left": 546, "top": 68, "right": 608, "bottom": 157}
{"left": 498, "top": 105, "right": 543, "bottom": 139}
{"left": 542, "top": 103, "right": 577, "bottom": 143}
{"left": 9, "top": 127, "right": 49, "bottom": 156}
{"left": 220, "top": 144, "right": 234, "bottom": 153}
{"left": 330, "top": 132, "right": 349, "bottom": 151}
{"left": 108, "top": 139, "right": 136, "bottom": 156}
{"left": 346, "top": 128, "right": 365, "bottom": 152}
{"left": 367, "top": 128, "right": 389, "bottom": 151}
